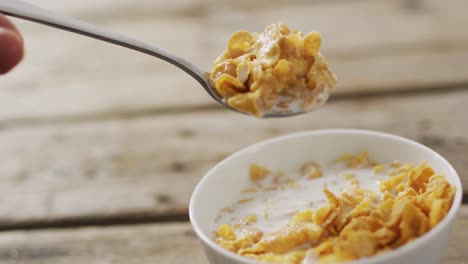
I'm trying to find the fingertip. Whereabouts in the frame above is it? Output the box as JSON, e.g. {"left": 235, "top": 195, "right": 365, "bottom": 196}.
{"left": 0, "top": 28, "right": 24, "bottom": 74}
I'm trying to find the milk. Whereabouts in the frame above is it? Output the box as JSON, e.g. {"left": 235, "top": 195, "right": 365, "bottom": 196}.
{"left": 212, "top": 160, "right": 388, "bottom": 236}
{"left": 263, "top": 84, "right": 331, "bottom": 117}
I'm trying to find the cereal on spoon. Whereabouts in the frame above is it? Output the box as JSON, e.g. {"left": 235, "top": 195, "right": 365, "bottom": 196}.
{"left": 209, "top": 23, "right": 336, "bottom": 117}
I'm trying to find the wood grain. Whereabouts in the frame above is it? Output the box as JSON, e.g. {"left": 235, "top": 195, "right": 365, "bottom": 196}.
{"left": 0, "top": 88, "right": 465, "bottom": 225}
{"left": 1, "top": 0, "right": 467, "bottom": 122}
{"left": 0, "top": 2, "right": 465, "bottom": 263}
{"left": 0, "top": 206, "right": 466, "bottom": 264}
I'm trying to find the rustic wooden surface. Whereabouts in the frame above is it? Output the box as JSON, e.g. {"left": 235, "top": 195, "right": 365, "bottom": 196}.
{"left": 0, "top": 0, "right": 467, "bottom": 263}
{"left": 0, "top": 206, "right": 465, "bottom": 264}
{"left": 0, "top": 88, "right": 466, "bottom": 227}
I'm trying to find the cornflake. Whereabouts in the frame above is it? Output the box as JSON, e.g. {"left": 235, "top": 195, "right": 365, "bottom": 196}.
{"left": 301, "top": 161, "right": 323, "bottom": 179}
{"left": 373, "top": 164, "right": 385, "bottom": 174}
{"left": 250, "top": 163, "right": 271, "bottom": 181}
{"left": 210, "top": 23, "right": 336, "bottom": 117}
{"left": 214, "top": 153, "right": 456, "bottom": 263}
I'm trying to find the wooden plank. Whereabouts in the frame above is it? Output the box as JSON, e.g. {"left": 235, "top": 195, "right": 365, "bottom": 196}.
{"left": 0, "top": 88, "right": 465, "bottom": 225}
{"left": 0, "top": 223, "right": 206, "bottom": 264}
{"left": 0, "top": 206, "right": 466, "bottom": 264}
{"left": 1, "top": 0, "right": 468, "bottom": 122}
{"left": 15, "top": 0, "right": 468, "bottom": 61}
{"left": 23, "top": 0, "right": 468, "bottom": 56}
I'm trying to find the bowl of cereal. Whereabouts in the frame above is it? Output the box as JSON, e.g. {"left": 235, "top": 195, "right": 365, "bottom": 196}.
{"left": 189, "top": 129, "right": 462, "bottom": 264}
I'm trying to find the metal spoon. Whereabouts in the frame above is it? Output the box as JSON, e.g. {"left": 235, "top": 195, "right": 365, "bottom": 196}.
{"left": 0, "top": 0, "right": 306, "bottom": 118}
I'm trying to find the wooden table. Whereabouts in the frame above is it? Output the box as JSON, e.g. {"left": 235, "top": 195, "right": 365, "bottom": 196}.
{"left": 0, "top": 0, "right": 467, "bottom": 263}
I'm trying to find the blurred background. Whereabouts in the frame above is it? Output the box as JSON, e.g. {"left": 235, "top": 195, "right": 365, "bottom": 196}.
{"left": 0, "top": 0, "right": 466, "bottom": 263}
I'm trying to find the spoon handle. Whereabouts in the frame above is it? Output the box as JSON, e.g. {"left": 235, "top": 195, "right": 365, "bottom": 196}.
{"left": 0, "top": 0, "right": 207, "bottom": 85}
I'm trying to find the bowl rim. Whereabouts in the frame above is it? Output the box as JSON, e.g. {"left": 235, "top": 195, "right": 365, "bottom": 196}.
{"left": 189, "top": 129, "right": 463, "bottom": 264}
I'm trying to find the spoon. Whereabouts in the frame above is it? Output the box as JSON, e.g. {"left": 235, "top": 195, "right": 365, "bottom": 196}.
{"left": 0, "top": 0, "right": 307, "bottom": 118}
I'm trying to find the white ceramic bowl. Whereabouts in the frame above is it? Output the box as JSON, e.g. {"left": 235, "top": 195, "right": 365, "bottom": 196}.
{"left": 190, "top": 129, "right": 462, "bottom": 264}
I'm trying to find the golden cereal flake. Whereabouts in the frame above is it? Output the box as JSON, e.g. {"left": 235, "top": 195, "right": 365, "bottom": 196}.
{"left": 250, "top": 163, "right": 272, "bottom": 181}
{"left": 228, "top": 92, "right": 263, "bottom": 117}
{"left": 379, "top": 171, "right": 407, "bottom": 192}
{"left": 240, "top": 227, "right": 264, "bottom": 244}
{"left": 252, "top": 222, "right": 323, "bottom": 254}
{"left": 346, "top": 151, "right": 369, "bottom": 168}
{"left": 217, "top": 224, "right": 236, "bottom": 241}
{"left": 291, "top": 209, "right": 314, "bottom": 223}
{"left": 220, "top": 207, "right": 235, "bottom": 213}
{"left": 429, "top": 199, "right": 448, "bottom": 228}
{"left": 228, "top": 30, "right": 255, "bottom": 58}
{"left": 388, "top": 163, "right": 414, "bottom": 176}
{"left": 373, "top": 164, "right": 385, "bottom": 174}
{"left": 214, "top": 74, "right": 247, "bottom": 97}
{"left": 394, "top": 202, "right": 429, "bottom": 246}
{"left": 209, "top": 22, "right": 336, "bottom": 117}
{"left": 238, "top": 198, "right": 254, "bottom": 204}
{"left": 301, "top": 161, "right": 323, "bottom": 179}
{"left": 243, "top": 215, "right": 258, "bottom": 224}
{"left": 390, "top": 160, "right": 402, "bottom": 168}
